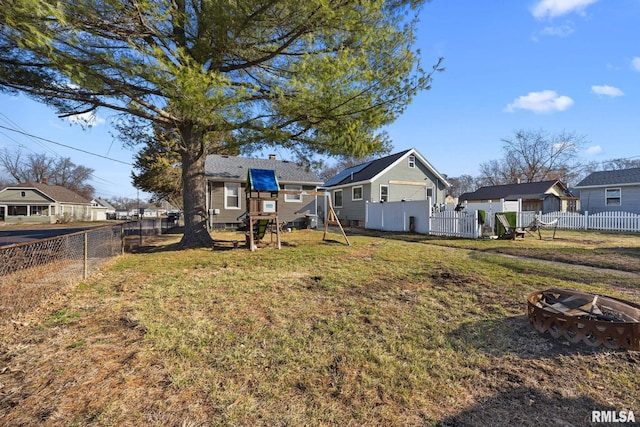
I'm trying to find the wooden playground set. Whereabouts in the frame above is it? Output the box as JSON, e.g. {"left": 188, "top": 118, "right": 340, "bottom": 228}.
{"left": 237, "top": 168, "right": 349, "bottom": 251}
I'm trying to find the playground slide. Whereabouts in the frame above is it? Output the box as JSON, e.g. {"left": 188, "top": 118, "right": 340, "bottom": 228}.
{"left": 256, "top": 219, "right": 270, "bottom": 239}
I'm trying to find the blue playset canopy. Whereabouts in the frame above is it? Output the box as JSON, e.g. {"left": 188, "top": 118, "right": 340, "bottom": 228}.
{"left": 246, "top": 168, "right": 279, "bottom": 192}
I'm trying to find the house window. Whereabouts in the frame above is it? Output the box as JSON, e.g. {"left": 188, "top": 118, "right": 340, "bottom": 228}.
{"left": 352, "top": 186, "right": 363, "bottom": 201}
{"left": 284, "top": 185, "right": 302, "bottom": 202}
{"left": 380, "top": 185, "right": 389, "bottom": 202}
{"left": 334, "top": 189, "right": 343, "bottom": 208}
{"left": 30, "top": 206, "right": 48, "bottom": 216}
{"left": 21, "top": 191, "right": 26, "bottom": 197}
{"left": 426, "top": 187, "right": 434, "bottom": 200}
{"left": 605, "top": 188, "right": 621, "bottom": 206}
{"left": 408, "top": 155, "right": 415, "bottom": 168}
{"left": 225, "top": 183, "right": 241, "bottom": 209}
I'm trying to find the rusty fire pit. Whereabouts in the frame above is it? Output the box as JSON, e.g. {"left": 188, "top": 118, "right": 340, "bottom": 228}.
{"left": 527, "top": 288, "right": 640, "bottom": 351}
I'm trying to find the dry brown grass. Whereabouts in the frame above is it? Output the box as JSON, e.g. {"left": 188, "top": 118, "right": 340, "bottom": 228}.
{"left": 1, "top": 229, "right": 639, "bottom": 426}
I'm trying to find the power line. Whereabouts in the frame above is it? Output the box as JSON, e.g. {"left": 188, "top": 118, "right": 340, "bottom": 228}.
{"left": 0, "top": 113, "right": 60, "bottom": 156}
{"left": 0, "top": 124, "right": 132, "bottom": 165}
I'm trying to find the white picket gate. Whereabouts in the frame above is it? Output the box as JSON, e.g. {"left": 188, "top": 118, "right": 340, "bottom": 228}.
{"left": 429, "top": 210, "right": 481, "bottom": 238}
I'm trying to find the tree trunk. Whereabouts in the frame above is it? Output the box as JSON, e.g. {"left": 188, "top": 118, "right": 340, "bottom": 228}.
{"left": 178, "top": 124, "right": 214, "bottom": 249}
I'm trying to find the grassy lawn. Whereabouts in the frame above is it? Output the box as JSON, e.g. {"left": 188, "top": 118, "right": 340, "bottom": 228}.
{"left": 1, "top": 229, "right": 639, "bottom": 426}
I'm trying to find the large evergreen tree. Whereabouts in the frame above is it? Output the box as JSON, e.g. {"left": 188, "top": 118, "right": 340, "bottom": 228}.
{"left": 0, "top": 0, "right": 441, "bottom": 247}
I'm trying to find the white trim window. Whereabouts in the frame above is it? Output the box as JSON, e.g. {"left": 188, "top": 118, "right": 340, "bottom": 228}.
{"left": 380, "top": 185, "right": 389, "bottom": 202}
{"left": 408, "top": 155, "right": 416, "bottom": 168}
{"left": 605, "top": 188, "right": 621, "bottom": 206}
{"left": 352, "top": 186, "right": 363, "bottom": 201}
{"left": 334, "top": 189, "right": 343, "bottom": 208}
{"left": 284, "top": 185, "right": 302, "bottom": 202}
{"left": 225, "top": 183, "right": 241, "bottom": 209}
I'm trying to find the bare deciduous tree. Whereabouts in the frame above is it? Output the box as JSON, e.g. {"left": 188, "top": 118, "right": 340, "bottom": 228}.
{"left": 478, "top": 129, "right": 585, "bottom": 186}
{"left": 0, "top": 148, "right": 95, "bottom": 198}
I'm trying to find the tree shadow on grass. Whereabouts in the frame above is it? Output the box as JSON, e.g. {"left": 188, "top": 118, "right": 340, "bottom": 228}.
{"left": 436, "top": 386, "right": 619, "bottom": 427}
{"left": 448, "top": 314, "right": 624, "bottom": 359}
{"left": 444, "top": 316, "right": 634, "bottom": 426}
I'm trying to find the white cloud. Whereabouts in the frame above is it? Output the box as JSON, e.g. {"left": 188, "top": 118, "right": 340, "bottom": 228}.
{"left": 586, "top": 145, "right": 602, "bottom": 155}
{"left": 66, "top": 112, "right": 105, "bottom": 127}
{"left": 632, "top": 57, "right": 640, "bottom": 72}
{"left": 591, "top": 85, "right": 624, "bottom": 97}
{"left": 504, "top": 90, "right": 574, "bottom": 114}
{"left": 531, "top": 0, "right": 599, "bottom": 19}
{"left": 540, "top": 23, "right": 575, "bottom": 37}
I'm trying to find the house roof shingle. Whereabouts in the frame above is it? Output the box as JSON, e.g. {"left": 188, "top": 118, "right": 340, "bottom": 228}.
{"left": 459, "top": 180, "right": 569, "bottom": 201}
{"left": 205, "top": 155, "right": 322, "bottom": 185}
{"left": 323, "top": 149, "right": 412, "bottom": 187}
{"left": 322, "top": 148, "right": 449, "bottom": 188}
{"left": 2, "top": 182, "right": 91, "bottom": 204}
{"left": 94, "top": 197, "right": 116, "bottom": 210}
{"left": 575, "top": 167, "right": 640, "bottom": 187}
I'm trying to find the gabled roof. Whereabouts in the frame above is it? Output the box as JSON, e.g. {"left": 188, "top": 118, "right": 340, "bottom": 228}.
{"left": 575, "top": 167, "right": 640, "bottom": 188}
{"left": 205, "top": 155, "right": 322, "bottom": 185}
{"left": 1, "top": 182, "right": 91, "bottom": 204}
{"left": 323, "top": 148, "right": 449, "bottom": 188}
{"left": 459, "top": 180, "right": 571, "bottom": 201}
{"left": 94, "top": 197, "right": 116, "bottom": 210}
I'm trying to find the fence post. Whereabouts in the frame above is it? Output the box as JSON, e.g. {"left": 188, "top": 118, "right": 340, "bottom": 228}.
{"left": 83, "top": 231, "right": 88, "bottom": 279}
{"left": 121, "top": 223, "right": 125, "bottom": 255}
{"left": 365, "top": 201, "right": 369, "bottom": 228}
{"left": 474, "top": 210, "right": 479, "bottom": 239}
{"left": 584, "top": 211, "right": 588, "bottom": 231}
{"left": 402, "top": 201, "right": 406, "bottom": 232}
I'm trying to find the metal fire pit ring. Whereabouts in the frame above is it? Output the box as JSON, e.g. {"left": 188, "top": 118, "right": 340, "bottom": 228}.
{"left": 527, "top": 288, "right": 640, "bottom": 351}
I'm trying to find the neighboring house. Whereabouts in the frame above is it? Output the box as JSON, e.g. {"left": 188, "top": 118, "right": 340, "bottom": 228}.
{"left": 575, "top": 167, "right": 640, "bottom": 214}
{"left": 92, "top": 197, "right": 117, "bottom": 220}
{"left": 459, "top": 180, "right": 578, "bottom": 213}
{"left": 205, "top": 154, "right": 324, "bottom": 229}
{"left": 322, "top": 148, "right": 450, "bottom": 226}
{"left": 0, "top": 182, "right": 93, "bottom": 223}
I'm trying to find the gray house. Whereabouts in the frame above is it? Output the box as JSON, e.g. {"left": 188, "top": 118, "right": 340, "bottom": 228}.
{"left": 575, "top": 167, "right": 640, "bottom": 214}
{"left": 205, "top": 154, "right": 324, "bottom": 229}
{"left": 323, "top": 148, "right": 449, "bottom": 226}
{"left": 0, "top": 182, "right": 93, "bottom": 223}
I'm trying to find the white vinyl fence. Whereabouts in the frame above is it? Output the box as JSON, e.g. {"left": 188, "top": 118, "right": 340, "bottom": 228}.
{"left": 365, "top": 200, "right": 431, "bottom": 234}
{"left": 519, "top": 210, "right": 640, "bottom": 232}
{"left": 429, "top": 210, "right": 481, "bottom": 238}
{"left": 365, "top": 200, "right": 482, "bottom": 238}
{"left": 366, "top": 199, "right": 640, "bottom": 238}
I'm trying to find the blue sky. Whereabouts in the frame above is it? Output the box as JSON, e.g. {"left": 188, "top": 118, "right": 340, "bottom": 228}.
{"left": 0, "top": 0, "right": 639, "bottom": 199}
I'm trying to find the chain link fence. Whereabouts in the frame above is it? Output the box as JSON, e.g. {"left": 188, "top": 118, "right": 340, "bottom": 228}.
{"left": 1, "top": 219, "right": 176, "bottom": 320}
